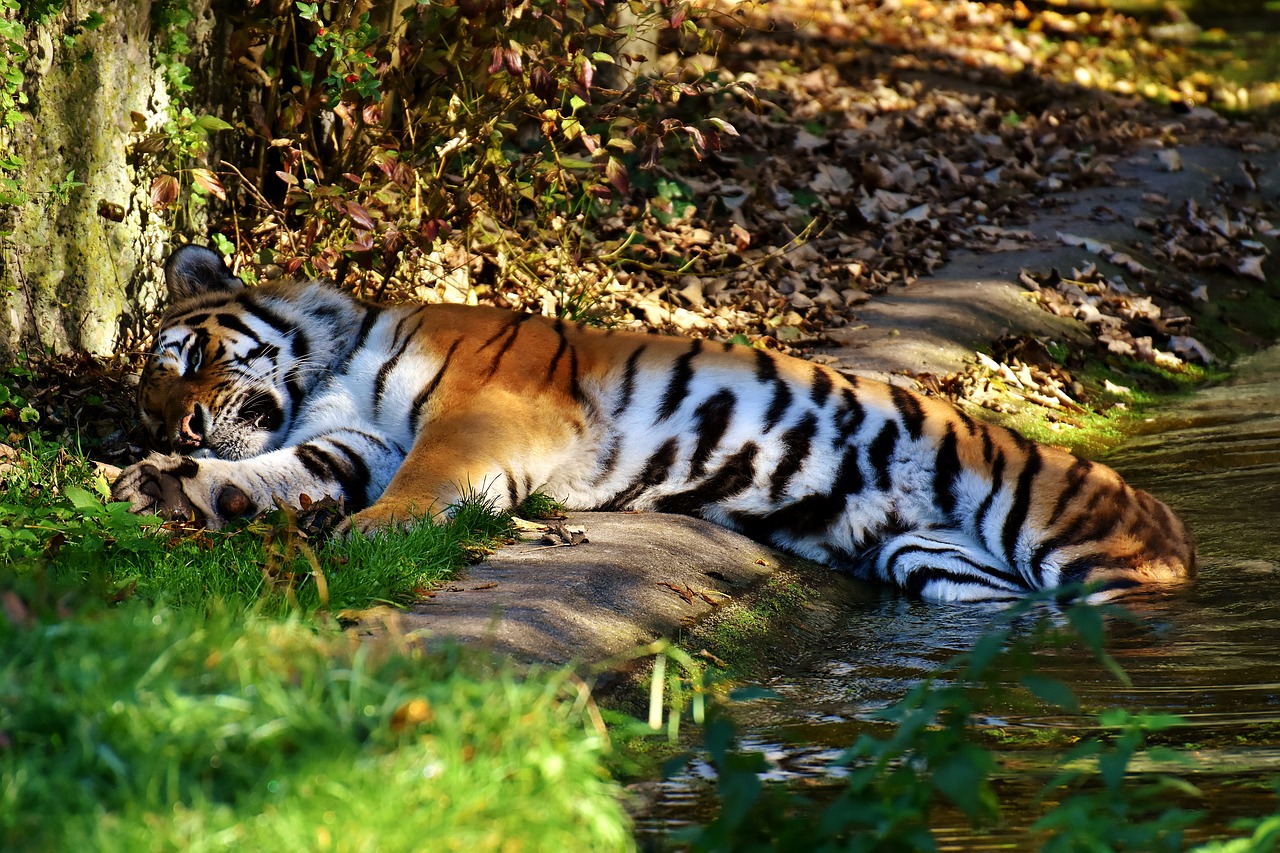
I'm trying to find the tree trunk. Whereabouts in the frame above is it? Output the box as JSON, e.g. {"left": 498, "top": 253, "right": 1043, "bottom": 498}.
{"left": 0, "top": 2, "right": 222, "bottom": 359}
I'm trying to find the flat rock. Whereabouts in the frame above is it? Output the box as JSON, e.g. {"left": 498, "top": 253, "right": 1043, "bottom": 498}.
{"left": 402, "top": 512, "right": 786, "bottom": 665}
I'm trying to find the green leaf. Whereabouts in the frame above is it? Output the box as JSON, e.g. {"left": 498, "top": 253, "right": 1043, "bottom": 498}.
{"left": 1020, "top": 674, "right": 1078, "bottom": 710}
{"left": 64, "top": 485, "right": 102, "bottom": 513}
{"left": 1067, "top": 602, "right": 1105, "bottom": 652}
{"left": 192, "top": 114, "right": 233, "bottom": 134}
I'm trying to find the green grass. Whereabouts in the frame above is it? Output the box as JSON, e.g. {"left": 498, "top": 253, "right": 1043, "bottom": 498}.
{"left": 0, "top": 604, "right": 632, "bottom": 852}
{"left": 0, "top": 439, "right": 634, "bottom": 850}
{"left": 984, "top": 354, "right": 1225, "bottom": 458}
{"left": 0, "top": 435, "right": 515, "bottom": 616}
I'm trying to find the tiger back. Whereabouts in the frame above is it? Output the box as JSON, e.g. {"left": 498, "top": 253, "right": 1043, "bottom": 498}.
{"left": 112, "top": 246, "right": 1196, "bottom": 602}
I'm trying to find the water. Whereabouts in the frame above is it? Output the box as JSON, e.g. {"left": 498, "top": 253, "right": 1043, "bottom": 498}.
{"left": 639, "top": 347, "right": 1280, "bottom": 847}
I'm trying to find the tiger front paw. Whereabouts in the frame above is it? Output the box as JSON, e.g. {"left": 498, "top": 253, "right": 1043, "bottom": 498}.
{"left": 111, "top": 454, "right": 255, "bottom": 528}
{"left": 338, "top": 499, "right": 437, "bottom": 538}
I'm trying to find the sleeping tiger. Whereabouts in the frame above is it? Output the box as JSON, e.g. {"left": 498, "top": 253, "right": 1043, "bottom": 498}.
{"left": 112, "top": 245, "right": 1196, "bottom": 602}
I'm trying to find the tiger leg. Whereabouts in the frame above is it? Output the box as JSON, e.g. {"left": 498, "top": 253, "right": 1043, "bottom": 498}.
{"left": 345, "top": 399, "right": 587, "bottom": 535}
{"left": 870, "top": 531, "right": 1032, "bottom": 602}
{"left": 111, "top": 430, "right": 403, "bottom": 529}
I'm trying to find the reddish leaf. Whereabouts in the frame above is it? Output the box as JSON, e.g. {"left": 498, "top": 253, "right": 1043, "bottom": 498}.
{"left": 489, "top": 46, "right": 504, "bottom": 74}
{"left": 530, "top": 66, "right": 557, "bottom": 102}
{"left": 504, "top": 47, "right": 523, "bottom": 75}
{"left": 191, "top": 168, "right": 226, "bottom": 201}
{"left": 579, "top": 57, "right": 594, "bottom": 92}
{"left": 344, "top": 201, "right": 376, "bottom": 231}
{"left": 345, "top": 231, "right": 375, "bottom": 253}
{"left": 150, "top": 174, "right": 180, "bottom": 208}
{"left": 605, "top": 157, "right": 629, "bottom": 195}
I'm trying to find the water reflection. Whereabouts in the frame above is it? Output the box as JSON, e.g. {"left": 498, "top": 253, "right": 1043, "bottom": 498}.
{"left": 642, "top": 347, "right": 1280, "bottom": 845}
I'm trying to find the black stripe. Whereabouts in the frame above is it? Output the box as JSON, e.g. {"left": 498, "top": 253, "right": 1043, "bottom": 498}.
{"left": 1038, "top": 487, "right": 1125, "bottom": 565}
{"left": 755, "top": 348, "right": 792, "bottom": 433}
{"left": 240, "top": 341, "right": 279, "bottom": 364}
{"left": 594, "top": 435, "right": 623, "bottom": 483}
{"left": 351, "top": 307, "right": 380, "bottom": 354}
{"left": 296, "top": 443, "right": 369, "bottom": 507}
{"left": 1025, "top": 457, "right": 1098, "bottom": 570}
{"left": 933, "top": 424, "right": 962, "bottom": 517}
{"left": 480, "top": 312, "right": 533, "bottom": 352}
{"left": 810, "top": 368, "right": 834, "bottom": 407}
{"left": 975, "top": 451, "right": 1006, "bottom": 540}
{"left": 238, "top": 296, "right": 293, "bottom": 339}
{"left": 283, "top": 371, "right": 306, "bottom": 422}
{"left": 372, "top": 339, "right": 411, "bottom": 418}
{"left": 754, "top": 348, "right": 778, "bottom": 383}
{"left": 658, "top": 339, "right": 701, "bottom": 421}
{"left": 613, "top": 346, "right": 646, "bottom": 418}
{"left": 655, "top": 444, "right": 759, "bottom": 515}
{"left": 769, "top": 413, "right": 817, "bottom": 502}
{"left": 868, "top": 420, "right": 899, "bottom": 491}
{"left": 1001, "top": 446, "right": 1043, "bottom": 573}
{"left": 881, "top": 540, "right": 1026, "bottom": 591}
{"left": 1047, "top": 457, "right": 1094, "bottom": 524}
{"left": 890, "top": 385, "right": 926, "bottom": 440}
{"left": 833, "top": 387, "right": 865, "bottom": 446}
{"left": 505, "top": 469, "right": 519, "bottom": 507}
{"left": 763, "top": 380, "right": 793, "bottom": 434}
{"left": 214, "top": 312, "right": 256, "bottom": 338}
{"left": 328, "top": 440, "right": 372, "bottom": 509}
{"left": 411, "top": 338, "right": 462, "bottom": 433}
{"left": 601, "top": 438, "right": 680, "bottom": 510}
{"left": 902, "top": 564, "right": 1021, "bottom": 598}
{"left": 545, "top": 319, "right": 570, "bottom": 383}
{"left": 690, "top": 388, "right": 737, "bottom": 478}
{"left": 296, "top": 444, "right": 336, "bottom": 480}
{"left": 738, "top": 442, "right": 863, "bottom": 539}
{"left": 567, "top": 345, "right": 582, "bottom": 401}
{"left": 389, "top": 313, "right": 415, "bottom": 349}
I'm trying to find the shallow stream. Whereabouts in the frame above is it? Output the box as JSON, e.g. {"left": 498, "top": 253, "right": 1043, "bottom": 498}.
{"left": 642, "top": 347, "right": 1280, "bottom": 847}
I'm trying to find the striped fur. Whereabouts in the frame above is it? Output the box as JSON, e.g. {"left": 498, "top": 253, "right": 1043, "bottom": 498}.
{"left": 112, "top": 246, "right": 1196, "bottom": 602}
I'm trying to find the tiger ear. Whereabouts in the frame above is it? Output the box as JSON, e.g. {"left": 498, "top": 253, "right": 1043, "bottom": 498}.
{"left": 164, "top": 245, "right": 245, "bottom": 303}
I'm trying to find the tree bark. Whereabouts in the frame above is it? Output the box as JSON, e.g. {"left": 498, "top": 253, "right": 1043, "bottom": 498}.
{"left": 0, "top": 2, "right": 222, "bottom": 359}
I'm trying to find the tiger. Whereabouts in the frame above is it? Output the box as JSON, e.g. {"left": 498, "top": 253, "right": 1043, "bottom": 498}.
{"left": 111, "top": 245, "right": 1196, "bottom": 602}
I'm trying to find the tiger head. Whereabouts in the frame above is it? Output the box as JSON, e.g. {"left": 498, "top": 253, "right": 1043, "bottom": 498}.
{"left": 138, "top": 245, "right": 299, "bottom": 461}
